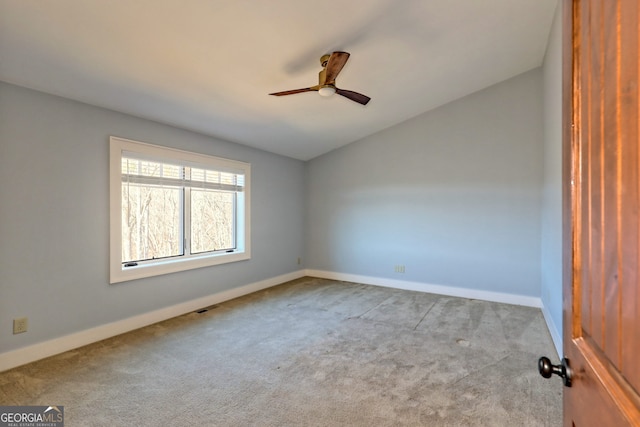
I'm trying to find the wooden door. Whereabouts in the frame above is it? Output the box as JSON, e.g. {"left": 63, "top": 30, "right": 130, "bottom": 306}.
{"left": 563, "top": 0, "right": 640, "bottom": 425}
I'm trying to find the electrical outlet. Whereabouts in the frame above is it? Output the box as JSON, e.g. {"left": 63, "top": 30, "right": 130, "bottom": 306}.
{"left": 297, "top": 257, "right": 301, "bottom": 265}
{"left": 394, "top": 265, "right": 405, "bottom": 274}
{"left": 13, "top": 317, "right": 28, "bottom": 334}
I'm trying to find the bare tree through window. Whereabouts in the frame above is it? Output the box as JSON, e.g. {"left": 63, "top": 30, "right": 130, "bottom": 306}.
{"left": 121, "top": 158, "right": 238, "bottom": 263}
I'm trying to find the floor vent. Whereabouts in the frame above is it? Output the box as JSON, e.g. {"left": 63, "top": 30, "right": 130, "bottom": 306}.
{"left": 195, "top": 305, "right": 220, "bottom": 314}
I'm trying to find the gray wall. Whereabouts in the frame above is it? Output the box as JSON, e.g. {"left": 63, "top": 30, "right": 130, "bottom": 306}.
{"left": 0, "top": 82, "right": 305, "bottom": 353}
{"left": 541, "top": 1, "right": 563, "bottom": 343}
{"left": 306, "top": 68, "right": 544, "bottom": 297}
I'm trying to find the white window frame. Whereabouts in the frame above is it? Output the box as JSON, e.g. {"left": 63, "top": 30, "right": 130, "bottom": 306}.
{"left": 109, "top": 136, "right": 250, "bottom": 283}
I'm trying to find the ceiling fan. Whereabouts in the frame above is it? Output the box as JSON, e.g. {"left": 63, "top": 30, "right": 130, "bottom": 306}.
{"left": 269, "top": 51, "right": 371, "bottom": 105}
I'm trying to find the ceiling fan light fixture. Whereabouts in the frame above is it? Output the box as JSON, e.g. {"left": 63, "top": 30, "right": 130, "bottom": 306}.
{"left": 318, "top": 86, "right": 336, "bottom": 97}
{"left": 269, "top": 52, "right": 370, "bottom": 105}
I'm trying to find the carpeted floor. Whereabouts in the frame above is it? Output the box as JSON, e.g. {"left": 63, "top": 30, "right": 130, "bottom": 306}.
{"left": 0, "top": 277, "right": 562, "bottom": 426}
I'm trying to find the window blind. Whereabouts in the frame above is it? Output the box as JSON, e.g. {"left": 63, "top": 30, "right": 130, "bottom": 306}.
{"left": 121, "top": 155, "right": 245, "bottom": 192}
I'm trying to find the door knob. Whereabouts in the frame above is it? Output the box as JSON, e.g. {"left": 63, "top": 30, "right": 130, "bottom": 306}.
{"left": 538, "top": 356, "right": 572, "bottom": 387}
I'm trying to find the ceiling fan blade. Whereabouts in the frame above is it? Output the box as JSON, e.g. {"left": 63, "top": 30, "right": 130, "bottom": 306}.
{"left": 324, "top": 52, "right": 350, "bottom": 85}
{"left": 336, "top": 88, "right": 371, "bottom": 105}
{"left": 269, "top": 86, "right": 318, "bottom": 96}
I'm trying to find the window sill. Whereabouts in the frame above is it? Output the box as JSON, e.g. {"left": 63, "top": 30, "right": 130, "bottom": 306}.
{"left": 109, "top": 250, "right": 250, "bottom": 284}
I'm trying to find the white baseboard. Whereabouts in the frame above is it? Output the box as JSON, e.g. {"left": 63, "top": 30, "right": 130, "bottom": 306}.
{"left": 540, "top": 303, "right": 563, "bottom": 358}
{"left": 1, "top": 269, "right": 558, "bottom": 372}
{"left": 0, "top": 270, "right": 305, "bottom": 372}
{"left": 306, "top": 269, "right": 543, "bottom": 308}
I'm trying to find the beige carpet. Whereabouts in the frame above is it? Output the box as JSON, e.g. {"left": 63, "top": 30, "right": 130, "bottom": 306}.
{"left": 0, "top": 277, "right": 562, "bottom": 426}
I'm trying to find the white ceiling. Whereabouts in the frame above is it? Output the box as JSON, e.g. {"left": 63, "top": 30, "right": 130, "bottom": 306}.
{"left": 0, "top": 0, "right": 557, "bottom": 160}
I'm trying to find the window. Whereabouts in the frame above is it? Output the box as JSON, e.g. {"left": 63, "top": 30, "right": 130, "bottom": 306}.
{"left": 110, "top": 136, "right": 250, "bottom": 283}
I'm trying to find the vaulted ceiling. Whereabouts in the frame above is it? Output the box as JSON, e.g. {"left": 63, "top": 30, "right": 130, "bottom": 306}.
{"left": 0, "top": 0, "right": 557, "bottom": 160}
